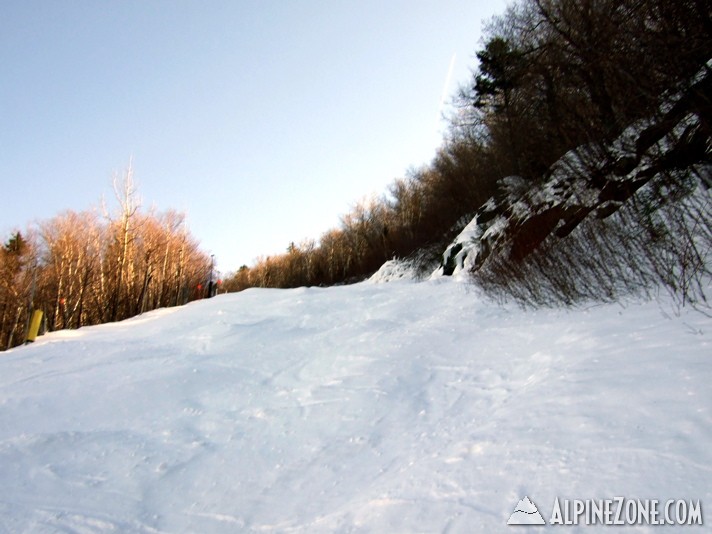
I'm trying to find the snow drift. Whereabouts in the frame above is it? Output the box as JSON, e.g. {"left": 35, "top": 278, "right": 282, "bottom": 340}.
{"left": 0, "top": 278, "right": 710, "bottom": 532}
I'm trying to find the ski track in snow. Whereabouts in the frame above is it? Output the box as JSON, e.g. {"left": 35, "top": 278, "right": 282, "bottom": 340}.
{"left": 0, "top": 279, "right": 710, "bottom": 533}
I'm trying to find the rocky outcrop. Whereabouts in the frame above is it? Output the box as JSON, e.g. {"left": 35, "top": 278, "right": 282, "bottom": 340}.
{"left": 434, "top": 60, "right": 711, "bottom": 279}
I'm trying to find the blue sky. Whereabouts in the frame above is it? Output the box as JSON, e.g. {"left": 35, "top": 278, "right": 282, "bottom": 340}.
{"left": 1, "top": 1, "right": 507, "bottom": 272}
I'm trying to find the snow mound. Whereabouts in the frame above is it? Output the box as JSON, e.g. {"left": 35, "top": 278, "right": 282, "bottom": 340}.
{"left": 0, "top": 280, "right": 710, "bottom": 532}
{"left": 368, "top": 259, "right": 417, "bottom": 283}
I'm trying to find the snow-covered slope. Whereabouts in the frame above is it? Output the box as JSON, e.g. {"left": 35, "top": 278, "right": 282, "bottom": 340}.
{"left": 1, "top": 279, "right": 710, "bottom": 532}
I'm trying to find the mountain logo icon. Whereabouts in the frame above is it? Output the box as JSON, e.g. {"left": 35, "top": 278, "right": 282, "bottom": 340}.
{"left": 507, "top": 496, "right": 546, "bottom": 525}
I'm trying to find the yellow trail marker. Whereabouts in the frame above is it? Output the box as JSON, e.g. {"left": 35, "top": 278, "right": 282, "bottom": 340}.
{"left": 26, "top": 310, "right": 43, "bottom": 342}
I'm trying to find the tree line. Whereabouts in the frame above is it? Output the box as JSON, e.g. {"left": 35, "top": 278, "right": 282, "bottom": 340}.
{"left": 5, "top": 0, "right": 706, "bottom": 334}
{"left": 225, "top": 137, "right": 499, "bottom": 291}
{"left": 225, "top": 0, "right": 711, "bottom": 297}
{"left": 0, "top": 167, "right": 211, "bottom": 350}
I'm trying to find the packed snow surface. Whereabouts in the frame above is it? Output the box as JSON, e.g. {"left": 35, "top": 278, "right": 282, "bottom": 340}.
{"left": 1, "top": 279, "right": 710, "bottom": 533}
